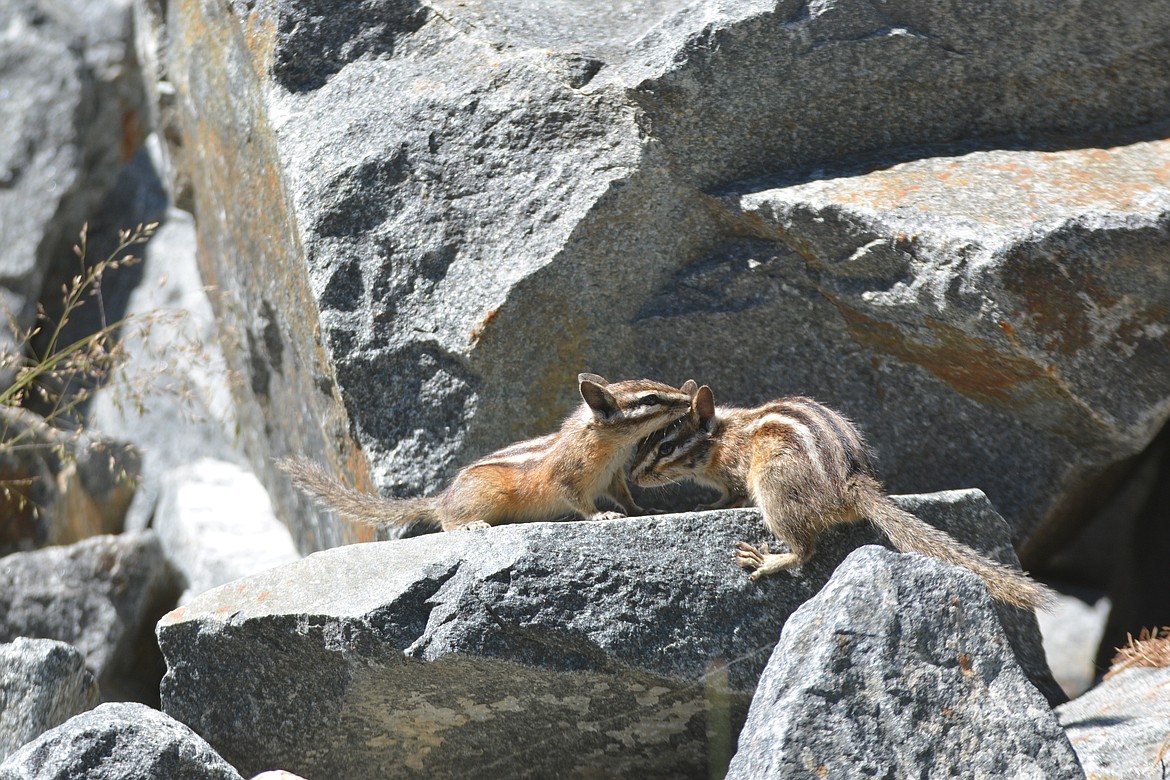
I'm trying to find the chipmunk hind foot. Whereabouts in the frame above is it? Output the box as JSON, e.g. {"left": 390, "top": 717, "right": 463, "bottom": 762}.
{"left": 734, "top": 541, "right": 805, "bottom": 581}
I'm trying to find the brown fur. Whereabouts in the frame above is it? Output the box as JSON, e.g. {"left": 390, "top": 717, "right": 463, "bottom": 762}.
{"left": 281, "top": 375, "right": 698, "bottom": 532}
{"left": 631, "top": 386, "right": 1052, "bottom": 610}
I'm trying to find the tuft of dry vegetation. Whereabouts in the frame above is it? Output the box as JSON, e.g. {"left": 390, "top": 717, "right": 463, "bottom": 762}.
{"left": 0, "top": 222, "right": 205, "bottom": 520}
{"left": 1107, "top": 626, "right": 1170, "bottom": 679}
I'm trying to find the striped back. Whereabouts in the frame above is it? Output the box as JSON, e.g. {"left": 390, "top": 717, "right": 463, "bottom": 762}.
{"left": 746, "top": 397, "right": 872, "bottom": 488}
{"left": 469, "top": 433, "right": 560, "bottom": 470}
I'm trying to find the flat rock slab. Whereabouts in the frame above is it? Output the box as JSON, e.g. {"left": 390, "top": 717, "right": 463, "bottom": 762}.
{"left": 0, "top": 638, "right": 98, "bottom": 761}
{"left": 1058, "top": 666, "right": 1170, "bottom": 778}
{"left": 0, "top": 702, "right": 243, "bottom": 780}
{"left": 158, "top": 490, "right": 1057, "bottom": 779}
{"left": 725, "top": 546, "right": 1083, "bottom": 779}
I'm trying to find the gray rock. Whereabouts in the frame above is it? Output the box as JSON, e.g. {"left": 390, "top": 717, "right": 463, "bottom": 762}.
{"left": 154, "top": 458, "right": 301, "bottom": 604}
{"left": 89, "top": 199, "right": 246, "bottom": 532}
{"left": 707, "top": 135, "right": 1170, "bottom": 560}
{"left": 0, "top": 702, "right": 243, "bottom": 780}
{"left": 1036, "top": 589, "right": 1111, "bottom": 699}
{"left": 139, "top": 0, "right": 1170, "bottom": 555}
{"left": 0, "top": 639, "right": 98, "bottom": 761}
{"left": 0, "top": 531, "right": 182, "bottom": 704}
{"left": 157, "top": 490, "right": 1057, "bottom": 779}
{"left": 884, "top": 490, "right": 1063, "bottom": 706}
{"left": 725, "top": 546, "right": 1083, "bottom": 780}
{"left": 0, "top": 0, "right": 147, "bottom": 334}
{"left": 1058, "top": 666, "right": 1170, "bottom": 779}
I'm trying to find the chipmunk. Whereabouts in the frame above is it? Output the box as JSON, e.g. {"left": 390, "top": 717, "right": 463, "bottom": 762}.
{"left": 280, "top": 374, "right": 698, "bottom": 532}
{"left": 629, "top": 385, "right": 1052, "bottom": 609}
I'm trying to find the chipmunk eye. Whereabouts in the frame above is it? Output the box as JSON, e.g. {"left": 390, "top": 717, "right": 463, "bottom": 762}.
{"left": 640, "top": 394, "right": 660, "bottom": 406}
{"left": 658, "top": 442, "right": 675, "bottom": 456}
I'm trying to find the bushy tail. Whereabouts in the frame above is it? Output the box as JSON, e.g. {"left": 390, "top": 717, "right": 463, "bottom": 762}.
{"left": 277, "top": 457, "right": 441, "bottom": 529}
{"left": 855, "top": 488, "right": 1053, "bottom": 610}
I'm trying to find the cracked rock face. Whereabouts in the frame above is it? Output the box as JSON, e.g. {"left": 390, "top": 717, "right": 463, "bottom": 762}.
{"left": 724, "top": 546, "right": 1083, "bottom": 780}
{"left": 156, "top": 490, "right": 1058, "bottom": 779}
{"left": 141, "top": 0, "right": 1170, "bottom": 553}
{"left": 0, "top": 0, "right": 146, "bottom": 335}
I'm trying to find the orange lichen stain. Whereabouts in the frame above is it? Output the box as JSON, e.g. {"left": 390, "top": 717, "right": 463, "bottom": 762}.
{"left": 470, "top": 307, "right": 499, "bottom": 345}
{"left": 215, "top": 604, "right": 235, "bottom": 616}
{"left": 240, "top": 4, "right": 275, "bottom": 47}
{"left": 165, "top": 607, "right": 188, "bottom": 623}
{"left": 997, "top": 319, "right": 1015, "bottom": 337}
{"left": 340, "top": 449, "right": 378, "bottom": 544}
{"left": 256, "top": 590, "right": 272, "bottom": 603}
{"left": 1154, "top": 158, "right": 1170, "bottom": 184}
{"left": 829, "top": 295, "right": 1047, "bottom": 407}
{"left": 958, "top": 653, "right": 973, "bottom": 676}
{"left": 1001, "top": 253, "right": 1117, "bottom": 357}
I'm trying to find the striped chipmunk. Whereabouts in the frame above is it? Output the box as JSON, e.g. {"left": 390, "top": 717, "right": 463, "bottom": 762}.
{"left": 281, "top": 374, "right": 698, "bottom": 532}
{"left": 629, "top": 385, "right": 1052, "bottom": 610}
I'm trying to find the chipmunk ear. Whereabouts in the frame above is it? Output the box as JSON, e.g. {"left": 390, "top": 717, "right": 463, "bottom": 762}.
{"left": 580, "top": 376, "right": 618, "bottom": 417}
{"left": 694, "top": 385, "right": 716, "bottom": 426}
{"left": 578, "top": 372, "right": 608, "bottom": 386}
{"left": 681, "top": 379, "right": 698, "bottom": 396}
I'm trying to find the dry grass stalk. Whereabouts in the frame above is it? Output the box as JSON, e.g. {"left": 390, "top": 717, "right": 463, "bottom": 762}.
{"left": 0, "top": 222, "right": 210, "bottom": 517}
{"left": 1106, "top": 626, "right": 1170, "bottom": 680}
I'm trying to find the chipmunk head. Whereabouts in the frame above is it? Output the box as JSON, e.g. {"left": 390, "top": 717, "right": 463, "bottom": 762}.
{"left": 630, "top": 385, "right": 717, "bottom": 487}
{"left": 578, "top": 373, "right": 697, "bottom": 438}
